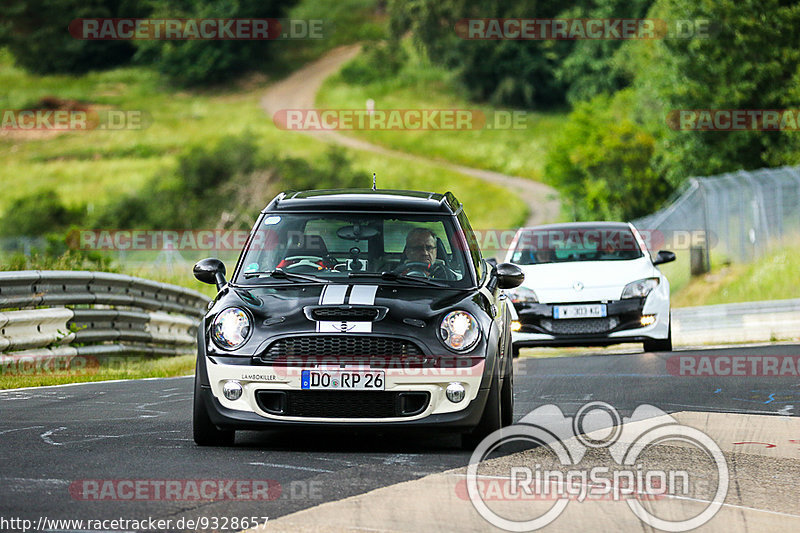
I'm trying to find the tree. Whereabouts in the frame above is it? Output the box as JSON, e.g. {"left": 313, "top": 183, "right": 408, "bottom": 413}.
{"left": 545, "top": 90, "right": 672, "bottom": 220}
{"left": 0, "top": 0, "right": 145, "bottom": 74}
{"left": 624, "top": 0, "right": 800, "bottom": 185}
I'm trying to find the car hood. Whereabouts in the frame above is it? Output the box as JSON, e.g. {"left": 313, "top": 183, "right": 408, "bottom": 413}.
{"left": 207, "top": 282, "right": 485, "bottom": 356}
{"left": 518, "top": 258, "right": 657, "bottom": 303}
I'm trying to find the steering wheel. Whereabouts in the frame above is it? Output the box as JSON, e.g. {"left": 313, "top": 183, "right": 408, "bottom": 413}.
{"left": 395, "top": 261, "right": 431, "bottom": 277}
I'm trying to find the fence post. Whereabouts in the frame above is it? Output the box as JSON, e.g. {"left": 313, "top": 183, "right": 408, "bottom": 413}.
{"left": 696, "top": 178, "right": 711, "bottom": 275}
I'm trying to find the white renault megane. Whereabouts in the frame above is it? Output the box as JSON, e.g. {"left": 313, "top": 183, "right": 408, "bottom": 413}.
{"left": 504, "top": 222, "right": 675, "bottom": 354}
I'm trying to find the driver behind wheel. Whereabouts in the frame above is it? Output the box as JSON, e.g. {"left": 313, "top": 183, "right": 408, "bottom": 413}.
{"left": 400, "top": 227, "right": 453, "bottom": 279}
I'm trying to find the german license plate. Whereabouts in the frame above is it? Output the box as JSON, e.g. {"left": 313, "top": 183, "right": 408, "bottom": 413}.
{"left": 553, "top": 304, "right": 607, "bottom": 319}
{"left": 301, "top": 370, "right": 385, "bottom": 390}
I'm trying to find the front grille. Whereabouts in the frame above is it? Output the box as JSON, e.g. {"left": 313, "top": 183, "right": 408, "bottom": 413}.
{"left": 256, "top": 390, "right": 430, "bottom": 418}
{"left": 260, "top": 336, "right": 424, "bottom": 359}
{"left": 543, "top": 317, "right": 619, "bottom": 335}
{"left": 310, "top": 307, "right": 380, "bottom": 321}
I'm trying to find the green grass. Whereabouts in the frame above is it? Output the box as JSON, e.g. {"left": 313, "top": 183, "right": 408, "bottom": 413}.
{"left": 0, "top": 354, "right": 195, "bottom": 390}
{"left": 316, "top": 41, "right": 569, "bottom": 181}
{"left": 671, "top": 237, "right": 800, "bottom": 307}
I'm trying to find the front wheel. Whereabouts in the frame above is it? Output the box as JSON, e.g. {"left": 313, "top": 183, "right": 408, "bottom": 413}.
{"left": 461, "top": 374, "right": 502, "bottom": 449}
{"left": 501, "top": 366, "right": 514, "bottom": 427}
{"left": 193, "top": 361, "right": 235, "bottom": 446}
{"left": 643, "top": 321, "right": 673, "bottom": 352}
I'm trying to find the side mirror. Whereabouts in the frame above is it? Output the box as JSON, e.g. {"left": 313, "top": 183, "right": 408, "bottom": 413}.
{"left": 653, "top": 250, "right": 676, "bottom": 265}
{"left": 496, "top": 262, "right": 524, "bottom": 289}
{"left": 194, "top": 258, "right": 227, "bottom": 290}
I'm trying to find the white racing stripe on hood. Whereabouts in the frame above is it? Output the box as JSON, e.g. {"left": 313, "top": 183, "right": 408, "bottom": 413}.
{"left": 349, "top": 285, "right": 378, "bottom": 305}
{"left": 319, "top": 284, "right": 348, "bottom": 305}
{"left": 316, "top": 285, "right": 378, "bottom": 333}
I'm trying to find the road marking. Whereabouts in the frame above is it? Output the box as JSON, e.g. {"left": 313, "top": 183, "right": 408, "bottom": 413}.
{"left": 40, "top": 426, "right": 66, "bottom": 445}
{"left": 249, "top": 462, "right": 334, "bottom": 473}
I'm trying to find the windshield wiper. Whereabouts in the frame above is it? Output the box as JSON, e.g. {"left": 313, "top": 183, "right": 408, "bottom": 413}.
{"left": 243, "top": 269, "right": 330, "bottom": 283}
{"left": 348, "top": 271, "right": 447, "bottom": 287}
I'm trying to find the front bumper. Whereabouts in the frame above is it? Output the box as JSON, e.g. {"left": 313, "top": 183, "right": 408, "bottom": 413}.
{"left": 512, "top": 296, "right": 670, "bottom": 347}
{"left": 199, "top": 354, "right": 492, "bottom": 430}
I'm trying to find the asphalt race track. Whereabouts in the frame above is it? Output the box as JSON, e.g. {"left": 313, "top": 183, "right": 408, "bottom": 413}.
{"left": 1, "top": 343, "right": 798, "bottom": 531}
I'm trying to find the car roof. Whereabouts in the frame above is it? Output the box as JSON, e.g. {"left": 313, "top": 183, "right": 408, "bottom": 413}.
{"left": 263, "top": 188, "right": 463, "bottom": 214}
{"left": 517, "top": 221, "right": 633, "bottom": 232}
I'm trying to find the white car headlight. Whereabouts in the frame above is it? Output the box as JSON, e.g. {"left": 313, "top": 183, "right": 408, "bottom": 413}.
{"left": 506, "top": 286, "right": 538, "bottom": 304}
{"left": 439, "top": 310, "right": 480, "bottom": 352}
{"left": 212, "top": 307, "right": 251, "bottom": 349}
{"left": 621, "top": 278, "right": 660, "bottom": 299}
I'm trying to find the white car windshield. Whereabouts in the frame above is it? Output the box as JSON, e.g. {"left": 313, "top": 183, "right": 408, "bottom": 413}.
{"left": 511, "top": 226, "right": 643, "bottom": 265}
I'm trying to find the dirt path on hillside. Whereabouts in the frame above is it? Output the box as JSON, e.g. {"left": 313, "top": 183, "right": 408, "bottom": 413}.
{"left": 260, "top": 45, "right": 560, "bottom": 226}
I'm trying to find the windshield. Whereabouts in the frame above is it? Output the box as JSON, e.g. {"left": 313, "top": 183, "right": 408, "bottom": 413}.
{"left": 510, "top": 226, "right": 643, "bottom": 265}
{"left": 234, "top": 213, "right": 474, "bottom": 287}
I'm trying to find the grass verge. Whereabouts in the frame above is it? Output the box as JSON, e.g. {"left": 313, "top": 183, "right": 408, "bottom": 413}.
{"left": 671, "top": 237, "right": 800, "bottom": 307}
{"left": 0, "top": 354, "right": 195, "bottom": 390}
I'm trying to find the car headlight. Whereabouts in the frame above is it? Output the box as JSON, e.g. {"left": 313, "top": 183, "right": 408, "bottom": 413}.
{"left": 439, "top": 310, "right": 480, "bottom": 352}
{"left": 621, "top": 278, "right": 660, "bottom": 299}
{"left": 506, "top": 286, "right": 538, "bottom": 304}
{"left": 212, "top": 307, "right": 251, "bottom": 349}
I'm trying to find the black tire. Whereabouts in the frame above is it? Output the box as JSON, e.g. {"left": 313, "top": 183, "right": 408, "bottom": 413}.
{"left": 643, "top": 321, "right": 673, "bottom": 352}
{"left": 193, "top": 361, "right": 235, "bottom": 446}
{"left": 500, "top": 364, "right": 514, "bottom": 428}
{"left": 512, "top": 345, "right": 521, "bottom": 358}
{"left": 461, "top": 373, "right": 502, "bottom": 449}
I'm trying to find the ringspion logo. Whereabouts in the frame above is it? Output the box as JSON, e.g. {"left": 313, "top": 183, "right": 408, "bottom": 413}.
{"left": 466, "top": 403, "right": 728, "bottom": 531}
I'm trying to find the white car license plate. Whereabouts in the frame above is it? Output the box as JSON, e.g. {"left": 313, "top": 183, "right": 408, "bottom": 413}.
{"left": 553, "top": 304, "right": 607, "bottom": 319}
{"left": 301, "top": 370, "right": 385, "bottom": 390}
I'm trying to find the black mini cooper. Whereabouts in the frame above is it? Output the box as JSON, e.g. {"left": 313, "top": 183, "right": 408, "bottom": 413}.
{"left": 192, "top": 189, "right": 523, "bottom": 447}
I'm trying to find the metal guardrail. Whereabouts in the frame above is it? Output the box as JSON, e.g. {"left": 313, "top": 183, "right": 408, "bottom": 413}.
{"left": 672, "top": 298, "right": 800, "bottom": 345}
{"left": 0, "top": 271, "right": 209, "bottom": 358}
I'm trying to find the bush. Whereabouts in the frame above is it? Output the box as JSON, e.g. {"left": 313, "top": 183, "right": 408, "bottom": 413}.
{"left": 93, "top": 136, "right": 365, "bottom": 230}
{"left": 0, "top": 190, "right": 84, "bottom": 237}
{"left": 545, "top": 90, "right": 672, "bottom": 221}
{"left": 340, "top": 42, "right": 407, "bottom": 85}
{"left": 277, "top": 146, "right": 365, "bottom": 191}
{"left": 134, "top": 0, "right": 299, "bottom": 86}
